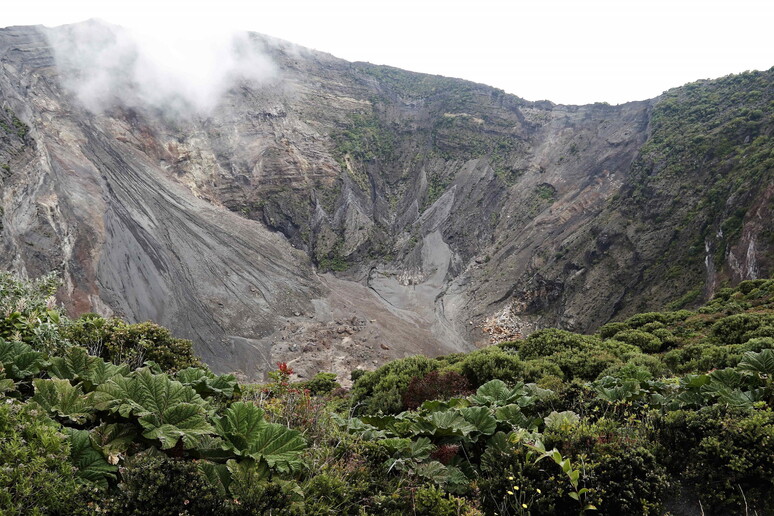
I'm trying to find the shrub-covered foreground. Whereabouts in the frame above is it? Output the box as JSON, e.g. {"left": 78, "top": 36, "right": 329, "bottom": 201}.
{"left": 1, "top": 272, "right": 774, "bottom": 514}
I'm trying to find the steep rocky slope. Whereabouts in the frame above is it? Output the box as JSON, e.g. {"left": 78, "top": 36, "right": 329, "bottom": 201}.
{"left": 0, "top": 21, "right": 771, "bottom": 378}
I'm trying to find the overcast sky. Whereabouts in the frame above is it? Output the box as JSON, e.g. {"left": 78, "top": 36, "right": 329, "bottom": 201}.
{"left": 4, "top": 0, "right": 772, "bottom": 105}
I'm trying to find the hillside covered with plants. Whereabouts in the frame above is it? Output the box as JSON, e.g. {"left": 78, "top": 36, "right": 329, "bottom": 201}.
{"left": 1, "top": 271, "right": 773, "bottom": 515}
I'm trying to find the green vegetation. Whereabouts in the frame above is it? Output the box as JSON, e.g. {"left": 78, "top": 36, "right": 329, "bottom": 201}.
{"left": 623, "top": 68, "right": 774, "bottom": 297}
{"left": 2, "top": 271, "right": 774, "bottom": 514}
{"left": 333, "top": 113, "right": 396, "bottom": 164}
{"left": 0, "top": 108, "right": 29, "bottom": 139}
{"left": 534, "top": 184, "right": 556, "bottom": 202}
{"left": 424, "top": 171, "right": 452, "bottom": 208}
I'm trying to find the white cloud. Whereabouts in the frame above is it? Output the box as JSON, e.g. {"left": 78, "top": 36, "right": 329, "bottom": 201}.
{"left": 47, "top": 18, "right": 276, "bottom": 115}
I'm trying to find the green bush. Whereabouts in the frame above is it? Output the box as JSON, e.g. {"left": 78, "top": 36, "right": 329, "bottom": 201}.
{"left": 650, "top": 328, "right": 680, "bottom": 348}
{"left": 479, "top": 435, "right": 592, "bottom": 516}
{"left": 518, "top": 329, "right": 598, "bottom": 360}
{"left": 410, "top": 485, "right": 474, "bottom": 515}
{"left": 743, "top": 337, "right": 774, "bottom": 353}
{"left": 599, "top": 322, "right": 628, "bottom": 340}
{"left": 63, "top": 315, "right": 201, "bottom": 372}
{"left": 597, "top": 339, "right": 644, "bottom": 359}
{"left": 599, "top": 362, "right": 654, "bottom": 382}
{"left": 453, "top": 346, "right": 525, "bottom": 386}
{"left": 552, "top": 349, "right": 621, "bottom": 381}
{"left": 108, "top": 454, "right": 222, "bottom": 515}
{"left": 303, "top": 372, "right": 341, "bottom": 396}
{"left": 623, "top": 354, "right": 669, "bottom": 378}
{"left": 522, "top": 357, "right": 565, "bottom": 383}
{"left": 623, "top": 312, "right": 669, "bottom": 328}
{"left": 611, "top": 329, "right": 662, "bottom": 353}
{"left": 711, "top": 313, "right": 773, "bottom": 344}
{"left": 738, "top": 279, "right": 769, "bottom": 295}
{"left": 350, "top": 355, "right": 440, "bottom": 414}
{"left": 0, "top": 272, "right": 67, "bottom": 354}
{"left": 0, "top": 399, "right": 83, "bottom": 515}
{"left": 594, "top": 447, "right": 668, "bottom": 515}
{"left": 300, "top": 472, "right": 357, "bottom": 514}
{"left": 654, "top": 406, "right": 774, "bottom": 513}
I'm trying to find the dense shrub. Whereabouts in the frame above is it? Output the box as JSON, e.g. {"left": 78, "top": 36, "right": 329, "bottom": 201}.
{"left": 599, "top": 322, "right": 628, "bottom": 339}
{"left": 594, "top": 447, "right": 668, "bottom": 515}
{"left": 479, "top": 439, "right": 598, "bottom": 516}
{"left": 623, "top": 311, "right": 670, "bottom": 328}
{"left": 303, "top": 372, "right": 341, "bottom": 396}
{"left": 63, "top": 315, "right": 201, "bottom": 372}
{"left": 737, "top": 279, "right": 769, "bottom": 295}
{"left": 521, "top": 357, "right": 565, "bottom": 383}
{"left": 410, "top": 485, "right": 475, "bottom": 515}
{"left": 654, "top": 406, "right": 774, "bottom": 513}
{"left": 0, "top": 272, "right": 66, "bottom": 354}
{"left": 552, "top": 349, "right": 621, "bottom": 381}
{"left": 650, "top": 328, "right": 680, "bottom": 348}
{"left": 610, "top": 329, "right": 662, "bottom": 353}
{"left": 350, "top": 355, "right": 440, "bottom": 414}
{"left": 0, "top": 399, "right": 83, "bottom": 515}
{"left": 300, "top": 472, "right": 359, "bottom": 515}
{"left": 108, "top": 454, "right": 222, "bottom": 515}
{"left": 597, "top": 338, "right": 643, "bottom": 359}
{"left": 518, "top": 329, "right": 598, "bottom": 360}
{"left": 711, "top": 313, "right": 774, "bottom": 344}
{"left": 599, "top": 362, "right": 654, "bottom": 382}
{"left": 453, "top": 346, "right": 525, "bottom": 386}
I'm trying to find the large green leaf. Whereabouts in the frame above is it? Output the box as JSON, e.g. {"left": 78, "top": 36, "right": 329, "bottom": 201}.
{"left": 176, "top": 367, "right": 238, "bottom": 399}
{"left": 470, "top": 379, "right": 520, "bottom": 406}
{"left": 215, "top": 401, "right": 267, "bottom": 451}
{"left": 718, "top": 388, "right": 765, "bottom": 408}
{"left": 594, "top": 378, "right": 643, "bottom": 403}
{"left": 49, "top": 347, "right": 129, "bottom": 392}
{"left": 192, "top": 434, "right": 233, "bottom": 460}
{"left": 416, "top": 461, "right": 470, "bottom": 492}
{"left": 245, "top": 422, "right": 307, "bottom": 472}
{"left": 89, "top": 423, "right": 138, "bottom": 457}
{"left": 0, "top": 377, "right": 14, "bottom": 393}
{"left": 139, "top": 402, "right": 215, "bottom": 449}
{"left": 459, "top": 406, "right": 497, "bottom": 436}
{"left": 199, "top": 461, "right": 231, "bottom": 497}
{"left": 48, "top": 345, "right": 90, "bottom": 379}
{"left": 543, "top": 411, "right": 580, "bottom": 431}
{"left": 65, "top": 428, "right": 117, "bottom": 489}
{"left": 708, "top": 368, "right": 745, "bottom": 389}
{"left": 738, "top": 349, "right": 774, "bottom": 376}
{"left": 216, "top": 401, "right": 306, "bottom": 471}
{"left": 0, "top": 338, "right": 46, "bottom": 380}
{"left": 335, "top": 415, "right": 389, "bottom": 440}
{"left": 419, "top": 398, "right": 470, "bottom": 412}
{"left": 92, "top": 374, "right": 146, "bottom": 416}
{"left": 380, "top": 436, "right": 434, "bottom": 460}
{"left": 94, "top": 368, "right": 215, "bottom": 449}
{"left": 412, "top": 410, "right": 476, "bottom": 438}
{"left": 360, "top": 413, "right": 400, "bottom": 430}
{"left": 226, "top": 458, "right": 270, "bottom": 487}
{"left": 495, "top": 404, "right": 540, "bottom": 430}
{"left": 681, "top": 374, "right": 711, "bottom": 390}
{"left": 32, "top": 378, "right": 93, "bottom": 423}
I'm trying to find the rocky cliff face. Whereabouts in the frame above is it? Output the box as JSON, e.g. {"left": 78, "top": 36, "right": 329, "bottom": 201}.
{"left": 0, "top": 22, "right": 771, "bottom": 380}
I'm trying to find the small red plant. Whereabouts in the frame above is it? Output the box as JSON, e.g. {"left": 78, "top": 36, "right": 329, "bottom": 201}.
{"left": 402, "top": 370, "right": 472, "bottom": 410}
{"left": 430, "top": 444, "right": 460, "bottom": 465}
{"left": 277, "top": 362, "right": 294, "bottom": 376}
